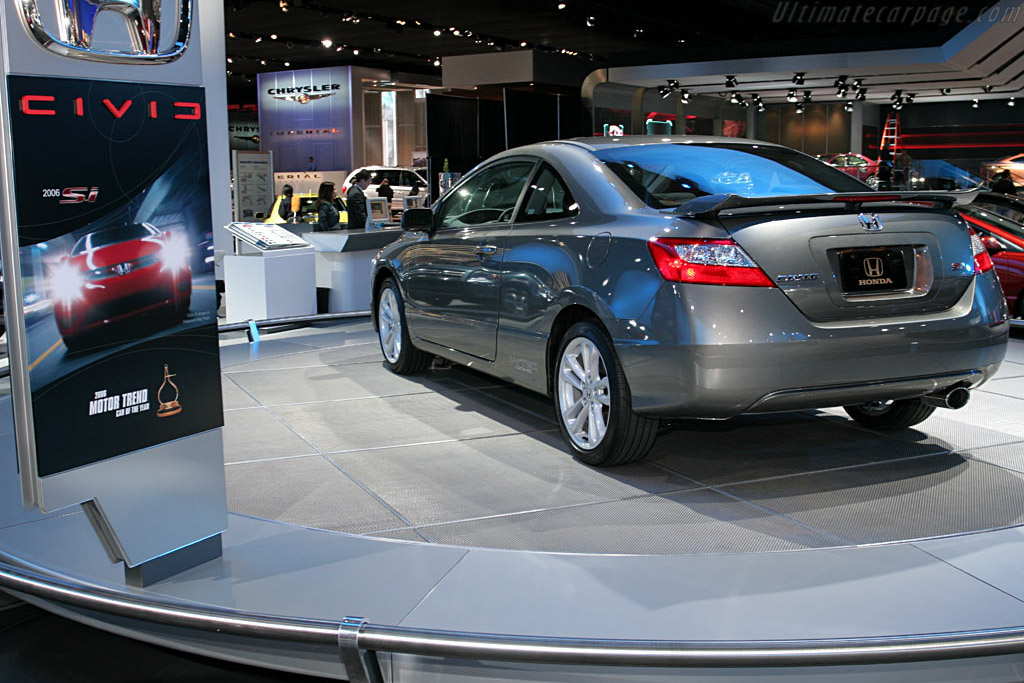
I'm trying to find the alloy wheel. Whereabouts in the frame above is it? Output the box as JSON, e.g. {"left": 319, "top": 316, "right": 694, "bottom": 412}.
{"left": 557, "top": 337, "right": 611, "bottom": 450}
{"left": 378, "top": 287, "right": 402, "bottom": 363}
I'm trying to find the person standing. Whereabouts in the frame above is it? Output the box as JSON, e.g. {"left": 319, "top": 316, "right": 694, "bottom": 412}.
{"left": 275, "top": 184, "right": 294, "bottom": 222}
{"left": 315, "top": 181, "right": 340, "bottom": 231}
{"left": 992, "top": 169, "right": 1018, "bottom": 195}
{"left": 307, "top": 156, "right": 317, "bottom": 171}
{"left": 346, "top": 170, "right": 372, "bottom": 230}
{"left": 377, "top": 177, "right": 395, "bottom": 214}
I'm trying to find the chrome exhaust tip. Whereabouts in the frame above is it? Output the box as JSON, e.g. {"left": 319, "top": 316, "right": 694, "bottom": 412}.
{"left": 921, "top": 386, "right": 970, "bottom": 410}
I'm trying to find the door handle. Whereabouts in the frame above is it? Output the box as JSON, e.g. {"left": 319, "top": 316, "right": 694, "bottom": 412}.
{"left": 474, "top": 245, "right": 498, "bottom": 256}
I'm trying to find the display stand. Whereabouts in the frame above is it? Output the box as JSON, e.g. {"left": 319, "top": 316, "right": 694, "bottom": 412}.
{"left": 223, "top": 223, "right": 316, "bottom": 322}
{"left": 303, "top": 229, "right": 404, "bottom": 313}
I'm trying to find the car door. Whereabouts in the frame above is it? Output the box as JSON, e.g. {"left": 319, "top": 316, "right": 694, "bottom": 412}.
{"left": 402, "top": 158, "right": 536, "bottom": 360}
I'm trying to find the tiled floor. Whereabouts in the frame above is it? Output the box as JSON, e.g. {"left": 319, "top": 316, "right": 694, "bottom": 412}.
{"left": 221, "top": 321, "right": 1024, "bottom": 555}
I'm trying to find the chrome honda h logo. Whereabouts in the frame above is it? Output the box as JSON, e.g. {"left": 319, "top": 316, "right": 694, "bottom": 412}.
{"left": 114, "top": 262, "right": 133, "bottom": 276}
{"left": 858, "top": 213, "right": 884, "bottom": 231}
{"left": 18, "top": 0, "right": 193, "bottom": 64}
{"left": 863, "top": 257, "right": 884, "bottom": 278}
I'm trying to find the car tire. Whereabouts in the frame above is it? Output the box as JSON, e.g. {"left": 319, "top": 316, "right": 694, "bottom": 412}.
{"left": 377, "top": 278, "right": 432, "bottom": 374}
{"left": 554, "top": 321, "right": 658, "bottom": 467}
{"left": 843, "top": 399, "right": 937, "bottom": 431}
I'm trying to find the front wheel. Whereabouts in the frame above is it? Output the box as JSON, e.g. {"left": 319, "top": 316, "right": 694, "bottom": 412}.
{"left": 843, "top": 398, "right": 936, "bottom": 431}
{"left": 377, "top": 278, "right": 432, "bottom": 374}
{"left": 554, "top": 321, "right": 658, "bottom": 467}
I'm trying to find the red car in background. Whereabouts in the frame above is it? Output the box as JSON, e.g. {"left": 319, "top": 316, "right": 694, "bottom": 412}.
{"left": 820, "top": 153, "right": 879, "bottom": 185}
{"left": 51, "top": 222, "right": 192, "bottom": 350}
{"left": 959, "top": 203, "right": 1024, "bottom": 319}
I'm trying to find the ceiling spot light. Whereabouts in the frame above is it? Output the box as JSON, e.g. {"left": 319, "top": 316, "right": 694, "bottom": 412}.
{"left": 982, "top": 85, "right": 994, "bottom": 93}
{"left": 786, "top": 90, "right": 798, "bottom": 102}
{"left": 843, "top": 101, "right": 854, "bottom": 112}
{"left": 253, "top": 36, "right": 262, "bottom": 43}
{"left": 836, "top": 86, "right": 848, "bottom": 97}
{"left": 278, "top": 0, "right": 288, "bottom": 10}
{"left": 855, "top": 89, "right": 867, "bottom": 101}
{"left": 795, "top": 102, "right": 805, "bottom": 114}
{"left": 586, "top": 15, "right": 596, "bottom": 26}
{"left": 270, "top": 33, "right": 278, "bottom": 39}
{"left": 890, "top": 89, "right": 902, "bottom": 101}
{"left": 226, "top": 57, "right": 233, "bottom": 63}
{"left": 321, "top": 38, "right": 332, "bottom": 48}
{"left": 1009, "top": 98, "right": 1016, "bottom": 107}
{"left": 941, "top": 88, "right": 951, "bottom": 95}
{"left": 725, "top": 75, "right": 738, "bottom": 88}
{"left": 521, "top": 41, "right": 528, "bottom": 47}
{"left": 972, "top": 98, "right": 979, "bottom": 108}
{"left": 633, "top": 28, "right": 644, "bottom": 38}
{"left": 757, "top": 103, "right": 766, "bottom": 112}
{"left": 659, "top": 86, "right": 673, "bottom": 99}
{"left": 433, "top": 29, "right": 441, "bottom": 36}
{"left": 352, "top": 48, "right": 359, "bottom": 55}
{"left": 260, "top": 60, "right": 266, "bottom": 65}
{"left": 792, "top": 72, "right": 805, "bottom": 85}
{"left": 833, "top": 75, "right": 847, "bottom": 88}
{"left": 284, "top": 61, "right": 290, "bottom": 66}
{"left": 557, "top": 2, "right": 566, "bottom": 8}
{"left": 729, "top": 92, "right": 744, "bottom": 104}
{"left": 852, "top": 79, "right": 863, "bottom": 88}
{"left": 802, "top": 90, "right": 813, "bottom": 103}
{"left": 905, "top": 93, "right": 915, "bottom": 103}
{"left": 433, "top": 58, "right": 441, "bottom": 66}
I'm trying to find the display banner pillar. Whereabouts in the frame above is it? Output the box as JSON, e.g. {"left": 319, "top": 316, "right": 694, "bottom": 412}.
{"left": 0, "top": 0, "right": 227, "bottom": 585}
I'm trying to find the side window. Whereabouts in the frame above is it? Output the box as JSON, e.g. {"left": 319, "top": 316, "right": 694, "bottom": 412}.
{"left": 436, "top": 160, "right": 535, "bottom": 230}
{"left": 401, "top": 171, "right": 424, "bottom": 187}
{"left": 518, "top": 164, "right": 580, "bottom": 223}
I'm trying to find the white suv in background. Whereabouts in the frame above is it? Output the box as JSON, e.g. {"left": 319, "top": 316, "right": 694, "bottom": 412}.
{"left": 342, "top": 166, "right": 428, "bottom": 214}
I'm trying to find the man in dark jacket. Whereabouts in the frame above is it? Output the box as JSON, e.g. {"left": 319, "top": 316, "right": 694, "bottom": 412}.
{"left": 346, "top": 170, "right": 372, "bottom": 230}
{"left": 992, "top": 170, "right": 1018, "bottom": 195}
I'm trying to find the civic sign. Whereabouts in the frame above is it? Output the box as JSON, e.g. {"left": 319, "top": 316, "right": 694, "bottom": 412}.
{"left": 17, "top": 0, "right": 193, "bottom": 64}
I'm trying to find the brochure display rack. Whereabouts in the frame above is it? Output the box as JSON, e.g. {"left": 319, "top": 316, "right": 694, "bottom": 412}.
{"left": 223, "top": 223, "right": 316, "bottom": 322}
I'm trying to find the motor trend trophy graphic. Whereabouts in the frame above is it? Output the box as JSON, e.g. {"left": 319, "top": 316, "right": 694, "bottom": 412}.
{"left": 157, "top": 364, "right": 182, "bottom": 418}
{"left": 7, "top": 75, "right": 223, "bottom": 477}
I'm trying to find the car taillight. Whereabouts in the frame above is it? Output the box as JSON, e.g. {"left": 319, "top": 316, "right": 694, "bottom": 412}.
{"left": 969, "top": 228, "right": 994, "bottom": 274}
{"left": 647, "top": 237, "right": 775, "bottom": 287}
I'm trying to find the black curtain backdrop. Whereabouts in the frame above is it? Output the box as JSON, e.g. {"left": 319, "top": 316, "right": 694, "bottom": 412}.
{"left": 425, "top": 91, "right": 589, "bottom": 200}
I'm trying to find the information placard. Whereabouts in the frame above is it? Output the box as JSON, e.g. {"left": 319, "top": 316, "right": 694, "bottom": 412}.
{"left": 7, "top": 75, "right": 224, "bottom": 478}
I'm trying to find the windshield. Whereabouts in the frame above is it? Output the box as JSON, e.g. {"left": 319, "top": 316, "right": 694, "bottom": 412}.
{"left": 594, "top": 142, "right": 869, "bottom": 209}
{"left": 72, "top": 223, "right": 157, "bottom": 254}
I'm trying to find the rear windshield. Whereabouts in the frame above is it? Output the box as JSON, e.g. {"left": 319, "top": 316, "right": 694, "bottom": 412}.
{"left": 594, "top": 143, "right": 869, "bottom": 209}
{"left": 72, "top": 223, "right": 157, "bottom": 254}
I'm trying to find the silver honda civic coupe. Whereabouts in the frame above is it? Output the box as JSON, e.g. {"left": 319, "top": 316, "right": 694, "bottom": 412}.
{"left": 371, "top": 136, "right": 1009, "bottom": 466}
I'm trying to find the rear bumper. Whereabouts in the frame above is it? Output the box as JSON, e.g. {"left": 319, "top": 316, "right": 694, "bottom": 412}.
{"left": 612, "top": 275, "right": 1009, "bottom": 419}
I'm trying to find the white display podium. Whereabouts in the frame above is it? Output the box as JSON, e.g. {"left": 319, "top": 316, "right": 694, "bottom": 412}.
{"left": 302, "top": 228, "right": 403, "bottom": 313}
{"left": 223, "top": 223, "right": 316, "bottom": 322}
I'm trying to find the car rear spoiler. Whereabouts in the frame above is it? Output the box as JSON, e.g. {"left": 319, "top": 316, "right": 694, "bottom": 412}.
{"left": 675, "top": 189, "right": 980, "bottom": 218}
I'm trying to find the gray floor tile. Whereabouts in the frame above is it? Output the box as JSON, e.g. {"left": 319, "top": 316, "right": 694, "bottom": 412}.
{"left": 219, "top": 339, "right": 319, "bottom": 369}
{"left": 221, "top": 376, "right": 259, "bottom": 410}
{"left": 723, "top": 452, "right": 1024, "bottom": 544}
{"left": 274, "top": 391, "right": 551, "bottom": 453}
{"left": 649, "top": 412, "right": 944, "bottom": 486}
{"left": 966, "top": 441, "right": 1024, "bottom": 475}
{"left": 226, "top": 456, "right": 406, "bottom": 534}
{"left": 994, "top": 359, "right": 1024, "bottom": 379}
{"left": 223, "top": 407, "right": 318, "bottom": 463}
{"left": 916, "top": 526, "right": 1024, "bottom": 603}
{"left": 328, "top": 431, "right": 699, "bottom": 526}
{"left": 419, "top": 488, "right": 842, "bottom": 554}
{"left": 228, "top": 362, "right": 499, "bottom": 407}
{"left": 980, "top": 374, "right": 1024, "bottom": 401}
{"left": 1005, "top": 341, "right": 1024, "bottom": 364}
{"left": 222, "top": 343, "right": 383, "bottom": 374}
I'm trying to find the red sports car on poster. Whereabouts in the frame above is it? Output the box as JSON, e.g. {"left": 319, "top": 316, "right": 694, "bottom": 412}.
{"left": 51, "top": 222, "right": 192, "bottom": 350}
{"left": 820, "top": 153, "right": 879, "bottom": 184}
{"left": 981, "top": 153, "right": 1024, "bottom": 186}
{"left": 959, "top": 204, "right": 1024, "bottom": 319}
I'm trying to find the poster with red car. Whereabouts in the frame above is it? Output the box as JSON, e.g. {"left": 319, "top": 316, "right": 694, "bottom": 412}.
{"left": 7, "top": 75, "right": 223, "bottom": 477}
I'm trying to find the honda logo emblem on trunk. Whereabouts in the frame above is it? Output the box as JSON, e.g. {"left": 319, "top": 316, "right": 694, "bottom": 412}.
{"left": 858, "top": 213, "right": 884, "bottom": 231}
{"left": 863, "top": 257, "right": 884, "bottom": 278}
{"left": 114, "top": 262, "right": 133, "bottom": 276}
{"left": 18, "top": 0, "right": 193, "bottom": 64}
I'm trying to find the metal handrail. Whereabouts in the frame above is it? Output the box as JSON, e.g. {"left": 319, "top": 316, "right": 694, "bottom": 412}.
{"left": 6, "top": 552, "right": 1024, "bottom": 671}
{"left": 217, "top": 310, "right": 370, "bottom": 333}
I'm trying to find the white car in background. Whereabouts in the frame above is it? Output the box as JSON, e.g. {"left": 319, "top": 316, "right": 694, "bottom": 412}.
{"left": 342, "top": 166, "right": 428, "bottom": 214}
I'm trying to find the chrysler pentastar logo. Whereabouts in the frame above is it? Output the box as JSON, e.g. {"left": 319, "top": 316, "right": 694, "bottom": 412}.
{"left": 270, "top": 92, "right": 334, "bottom": 105}
{"left": 18, "top": 0, "right": 193, "bottom": 64}
{"left": 858, "top": 213, "right": 884, "bottom": 231}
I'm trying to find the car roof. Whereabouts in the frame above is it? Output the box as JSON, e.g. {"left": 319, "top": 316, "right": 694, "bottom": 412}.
{"left": 496, "top": 135, "right": 787, "bottom": 159}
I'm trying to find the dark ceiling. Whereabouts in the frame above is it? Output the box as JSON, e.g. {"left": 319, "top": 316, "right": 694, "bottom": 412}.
{"left": 224, "top": 0, "right": 997, "bottom": 104}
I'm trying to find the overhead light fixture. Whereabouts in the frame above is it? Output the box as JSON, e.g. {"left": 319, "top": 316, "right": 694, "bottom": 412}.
{"left": 836, "top": 86, "right": 848, "bottom": 97}
{"left": 433, "top": 58, "right": 441, "bottom": 66}
{"left": 668, "top": 79, "right": 679, "bottom": 88}
{"left": 905, "top": 93, "right": 915, "bottom": 103}
{"left": 633, "top": 28, "right": 644, "bottom": 38}
{"left": 982, "top": 85, "right": 994, "bottom": 93}
{"left": 586, "top": 15, "right": 596, "bottom": 27}
{"left": 852, "top": 79, "right": 863, "bottom": 88}
{"left": 253, "top": 36, "right": 262, "bottom": 43}
{"left": 729, "top": 92, "right": 743, "bottom": 104}
{"left": 521, "top": 41, "right": 528, "bottom": 47}
{"left": 279, "top": 0, "right": 288, "bottom": 10}
{"left": 433, "top": 29, "right": 441, "bottom": 36}
{"left": 270, "top": 33, "right": 278, "bottom": 39}
{"left": 659, "top": 86, "right": 673, "bottom": 99}
{"left": 890, "top": 89, "right": 902, "bottom": 101}
{"left": 787, "top": 89, "right": 798, "bottom": 102}
{"left": 833, "top": 75, "right": 847, "bottom": 88}
{"left": 557, "top": 2, "right": 566, "bottom": 8}
{"left": 792, "top": 72, "right": 805, "bottom": 85}
{"left": 725, "top": 75, "right": 737, "bottom": 88}
{"left": 972, "top": 98, "right": 979, "bottom": 108}
{"left": 1009, "top": 98, "right": 1016, "bottom": 107}
{"left": 284, "top": 61, "right": 290, "bottom": 66}
{"left": 855, "top": 89, "right": 867, "bottom": 101}
{"left": 795, "top": 102, "right": 805, "bottom": 114}
{"left": 843, "top": 101, "right": 854, "bottom": 112}
{"left": 680, "top": 89, "right": 690, "bottom": 101}
{"left": 757, "top": 103, "right": 766, "bottom": 112}
{"left": 352, "top": 48, "right": 359, "bottom": 55}
{"left": 321, "top": 38, "right": 332, "bottom": 48}
{"left": 941, "top": 88, "right": 951, "bottom": 95}
{"left": 802, "top": 90, "right": 813, "bottom": 103}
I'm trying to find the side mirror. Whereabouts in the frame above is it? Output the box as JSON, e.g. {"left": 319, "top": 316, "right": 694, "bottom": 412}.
{"left": 979, "top": 234, "right": 1004, "bottom": 255}
{"left": 401, "top": 207, "right": 433, "bottom": 232}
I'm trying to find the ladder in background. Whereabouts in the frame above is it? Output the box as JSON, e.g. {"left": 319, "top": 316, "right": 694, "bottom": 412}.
{"left": 878, "top": 112, "right": 901, "bottom": 160}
